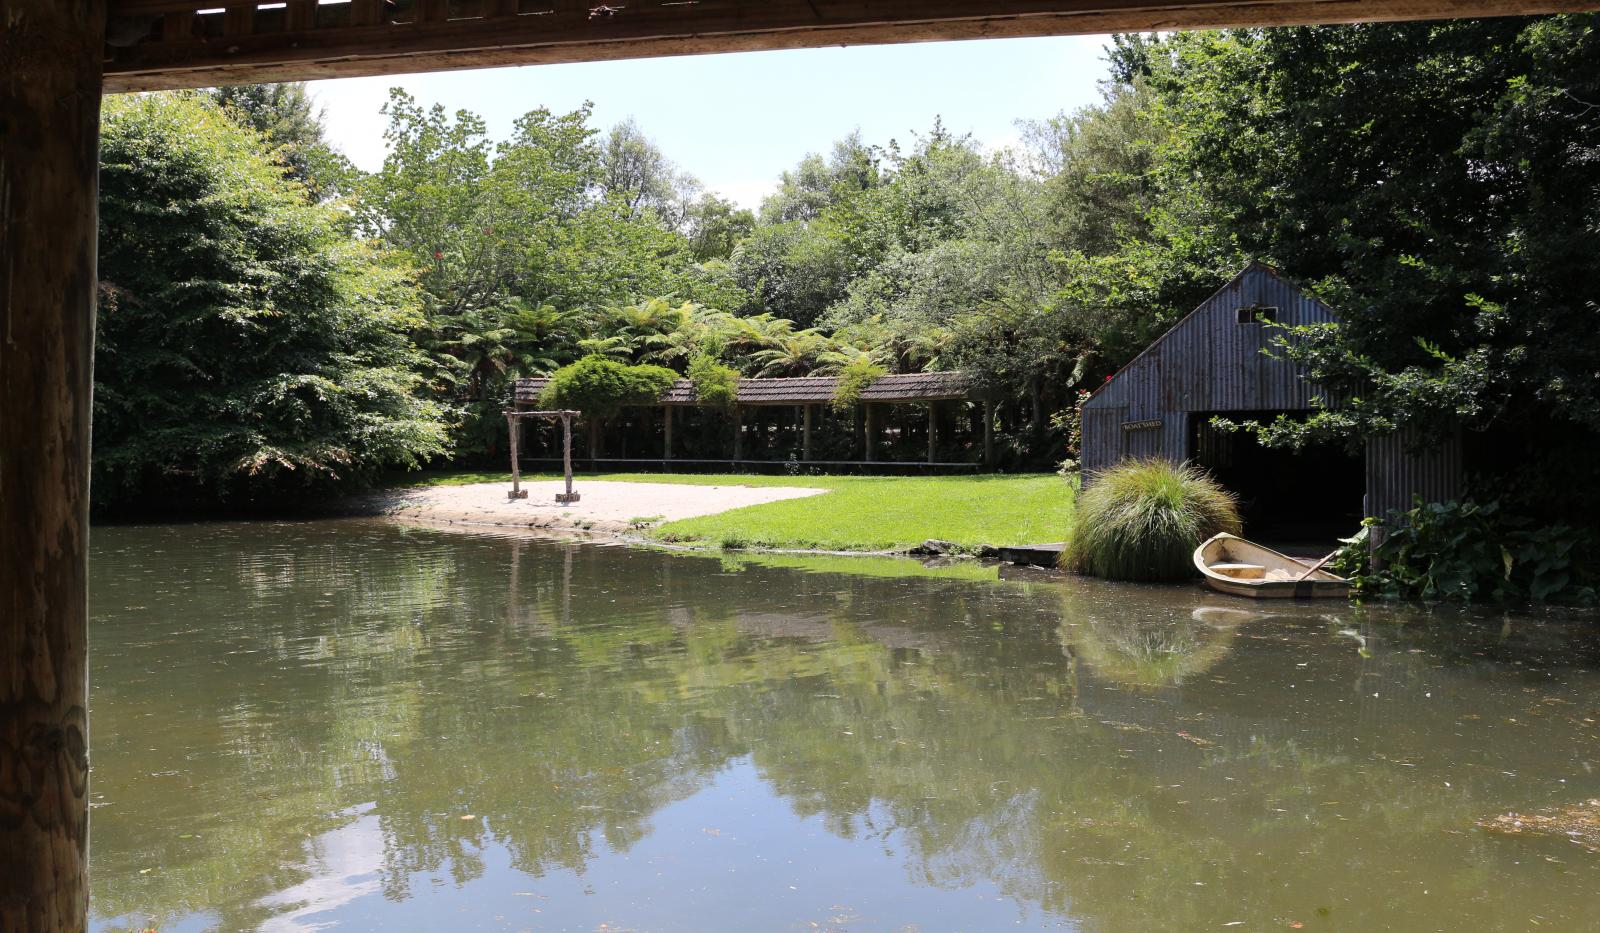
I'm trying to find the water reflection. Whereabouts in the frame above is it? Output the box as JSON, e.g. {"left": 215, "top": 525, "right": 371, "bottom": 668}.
{"left": 88, "top": 521, "right": 1600, "bottom": 931}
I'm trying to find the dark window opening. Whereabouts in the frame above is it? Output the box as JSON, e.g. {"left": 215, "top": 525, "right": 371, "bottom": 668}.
{"left": 1190, "top": 411, "right": 1361, "bottom": 548}
{"left": 1236, "top": 305, "right": 1278, "bottom": 324}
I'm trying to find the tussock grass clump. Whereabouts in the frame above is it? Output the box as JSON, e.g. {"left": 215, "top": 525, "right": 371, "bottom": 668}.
{"left": 1067, "top": 460, "right": 1241, "bottom": 582}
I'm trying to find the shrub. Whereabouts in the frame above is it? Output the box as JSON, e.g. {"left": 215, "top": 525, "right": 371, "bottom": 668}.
{"left": 688, "top": 354, "right": 740, "bottom": 409}
{"left": 538, "top": 355, "right": 677, "bottom": 419}
{"left": 1067, "top": 459, "right": 1242, "bottom": 581}
{"left": 1337, "top": 499, "right": 1596, "bottom": 604}
{"left": 830, "top": 357, "right": 886, "bottom": 413}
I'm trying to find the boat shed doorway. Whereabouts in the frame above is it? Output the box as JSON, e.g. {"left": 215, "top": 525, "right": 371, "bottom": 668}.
{"left": 1189, "top": 411, "right": 1363, "bottom": 541}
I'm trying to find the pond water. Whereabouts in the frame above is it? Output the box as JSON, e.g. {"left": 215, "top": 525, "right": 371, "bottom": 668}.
{"left": 88, "top": 520, "right": 1600, "bottom": 932}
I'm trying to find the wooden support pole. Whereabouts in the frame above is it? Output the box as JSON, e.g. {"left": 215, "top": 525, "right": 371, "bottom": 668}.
{"left": 0, "top": 2, "right": 105, "bottom": 930}
{"left": 927, "top": 402, "right": 937, "bottom": 464}
{"left": 983, "top": 399, "right": 995, "bottom": 467}
{"left": 802, "top": 405, "right": 814, "bottom": 461}
{"left": 864, "top": 404, "right": 876, "bottom": 462}
{"left": 557, "top": 412, "right": 578, "bottom": 503}
{"left": 505, "top": 413, "right": 527, "bottom": 499}
{"left": 732, "top": 405, "right": 744, "bottom": 460}
{"left": 663, "top": 406, "right": 673, "bottom": 460}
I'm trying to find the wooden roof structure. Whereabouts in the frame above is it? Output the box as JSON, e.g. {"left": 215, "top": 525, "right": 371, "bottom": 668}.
{"left": 514, "top": 371, "right": 976, "bottom": 407}
{"left": 102, "top": 0, "right": 1600, "bottom": 93}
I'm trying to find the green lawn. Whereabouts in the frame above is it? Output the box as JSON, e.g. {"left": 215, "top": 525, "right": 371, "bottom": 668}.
{"left": 394, "top": 470, "right": 1073, "bottom": 552}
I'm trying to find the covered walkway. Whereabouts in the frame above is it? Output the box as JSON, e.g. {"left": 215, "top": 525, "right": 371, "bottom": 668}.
{"left": 514, "top": 372, "right": 1000, "bottom": 467}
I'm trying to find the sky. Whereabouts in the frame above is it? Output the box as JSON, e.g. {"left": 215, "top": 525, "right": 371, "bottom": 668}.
{"left": 308, "top": 34, "right": 1114, "bottom": 210}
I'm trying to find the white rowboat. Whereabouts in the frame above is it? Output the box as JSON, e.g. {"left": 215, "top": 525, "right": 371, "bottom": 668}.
{"left": 1193, "top": 533, "right": 1350, "bottom": 600}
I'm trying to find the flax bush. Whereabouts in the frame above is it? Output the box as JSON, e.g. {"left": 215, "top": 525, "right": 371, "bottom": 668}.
{"left": 1067, "top": 460, "right": 1242, "bottom": 582}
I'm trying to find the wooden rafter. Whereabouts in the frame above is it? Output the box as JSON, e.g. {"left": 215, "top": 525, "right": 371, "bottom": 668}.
{"left": 104, "top": 0, "right": 1600, "bottom": 93}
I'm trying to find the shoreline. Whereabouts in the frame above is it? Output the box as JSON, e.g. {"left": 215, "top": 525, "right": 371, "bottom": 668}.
{"left": 352, "top": 479, "right": 870, "bottom": 551}
{"left": 347, "top": 479, "right": 1016, "bottom": 562}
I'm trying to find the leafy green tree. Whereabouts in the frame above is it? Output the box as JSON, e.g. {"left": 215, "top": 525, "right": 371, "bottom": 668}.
{"left": 749, "top": 330, "right": 835, "bottom": 377}
{"left": 538, "top": 355, "right": 678, "bottom": 419}
{"left": 95, "top": 93, "right": 446, "bottom": 507}
{"left": 685, "top": 194, "right": 756, "bottom": 261}
{"left": 599, "top": 117, "right": 701, "bottom": 227}
{"left": 1141, "top": 18, "right": 1600, "bottom": 517}
{"left": 210, "top": 82, "right": 354, "bottom": 200}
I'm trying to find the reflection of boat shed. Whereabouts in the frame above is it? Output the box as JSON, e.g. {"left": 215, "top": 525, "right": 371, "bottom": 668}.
{"left": 1080, "top": 263, "right": 1459, "bottom": 533}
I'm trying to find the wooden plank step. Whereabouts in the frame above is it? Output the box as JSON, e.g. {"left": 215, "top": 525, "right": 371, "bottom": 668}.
{"left": 996, "top": 542, "right": 1065, "bottom": 568}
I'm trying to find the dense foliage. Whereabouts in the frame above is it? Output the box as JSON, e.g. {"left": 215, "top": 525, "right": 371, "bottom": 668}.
{"left": 688, "top": 355, "right": 740, "bottom": 409}
{"left": 95, "top": 94, "right": 446, "bottom": 508}
{"left": 1125, "top": 20, "right": 1600, "bottom": 522}
{"left": 94, "top": 15, "right": 1600, "bottom": 535}
{"left": 537, "top": 356, "right": 678, "bottom": 419}
{"left": 1334, "top": 501, "right": 1596, "bottom": 604}
{"left": 1067, "top": 460, "right": 1242, "bottom": 582}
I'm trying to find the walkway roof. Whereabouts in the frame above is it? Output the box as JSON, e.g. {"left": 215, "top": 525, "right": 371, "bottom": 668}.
{"left": 514, "top": 371, "right": 977, "bottom": 407}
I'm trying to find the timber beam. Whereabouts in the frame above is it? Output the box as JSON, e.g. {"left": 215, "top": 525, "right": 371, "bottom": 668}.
{"left": 103, "top": 0, "right": 1600, "bottom": 93}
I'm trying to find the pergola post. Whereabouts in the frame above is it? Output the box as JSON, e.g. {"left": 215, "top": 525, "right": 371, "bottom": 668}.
{"left": 1, "top": 2, "right": 105, "bottom": 930}
{"left": 802, "top": 405, "right": 814, "bottom": 461}
{"left": 663, "top": 406, "right": 673, "bottom": 461}
{"left": 864, "top": 404, "right": 876, "bottom": 462}
{"left": 506, "top": 413, "right": 527, "bottom": 499}
{"left": 927, "top": 402, "right": 938, "bottom": 464}
{"left": 982, "top": 399, "right": 996, "bottom": 467}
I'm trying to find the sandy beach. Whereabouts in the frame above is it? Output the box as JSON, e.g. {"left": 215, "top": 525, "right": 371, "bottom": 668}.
{"left": 364, "top": 480, "right": 828, "bottom": 535}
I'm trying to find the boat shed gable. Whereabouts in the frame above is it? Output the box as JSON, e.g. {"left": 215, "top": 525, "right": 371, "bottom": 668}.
{"left": 1079, "top": 263, "right": 1340, "bottom": 473}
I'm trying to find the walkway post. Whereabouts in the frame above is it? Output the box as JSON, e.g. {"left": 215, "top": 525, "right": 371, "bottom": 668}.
{"left": 983, "top": 399, "right": 995, "bottom": 466}
{"left": 802, "top": 405, "right": 814, "bottom": 461}
{"left": 0, "top": 2, "right": 105, "bottom": 929}
{"left": 864, "top": 404, "right": 876, "bottom": 462}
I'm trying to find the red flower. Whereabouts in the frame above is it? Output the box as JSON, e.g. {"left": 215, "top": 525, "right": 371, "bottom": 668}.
{"left": 433, "top": 251, "right": 444, "bottom": 260}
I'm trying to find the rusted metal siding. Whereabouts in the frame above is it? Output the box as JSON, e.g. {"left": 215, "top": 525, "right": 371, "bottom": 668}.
{"left": 1364, "top": 425, "right": 1463, "bottom": 519}
{"left": 1080, "top": 263, "right": 1339, "bottom": 474}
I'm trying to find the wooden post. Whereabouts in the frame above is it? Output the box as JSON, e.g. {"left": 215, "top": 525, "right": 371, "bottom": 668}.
{"left": 864, "top": 404, "right": 876, "bottom": 462}
{"left": 506, "top": 413, "right": 527, "bottom": 499}
{"left": 927, "top": 402, "right": 938, "bottom": 464}
{"left": 663, "top": 406, "right": 673, "bottom": 461}
{"left": 732, "top": 405, "right": 744, "bottom": 461}
{"left": 802, "top": 405, "right": 814, "bottom": 461}
{"left": 983, "top": 399, "right": 995, "bottom": 466}
{"left": 556, "top": 412, "right": 579, "bottom": 503}
{"left": 1, "top": 2, "right": 105, "bottom": 930}
{"left": 1030, "top": 375, "right": 1045, "bottom": 443}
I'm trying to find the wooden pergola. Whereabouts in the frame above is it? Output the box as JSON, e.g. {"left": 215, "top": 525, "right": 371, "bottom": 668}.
{"left": 515, "top": 371, "right": 993, "bottom": 465}
{"left": 3, "top": 0, "right": 1596, "bottom": 929}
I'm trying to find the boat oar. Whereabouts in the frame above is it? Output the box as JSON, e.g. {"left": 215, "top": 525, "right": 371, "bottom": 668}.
{"left": 1294, "top": 550, "right": 1339, "bottom": 583}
